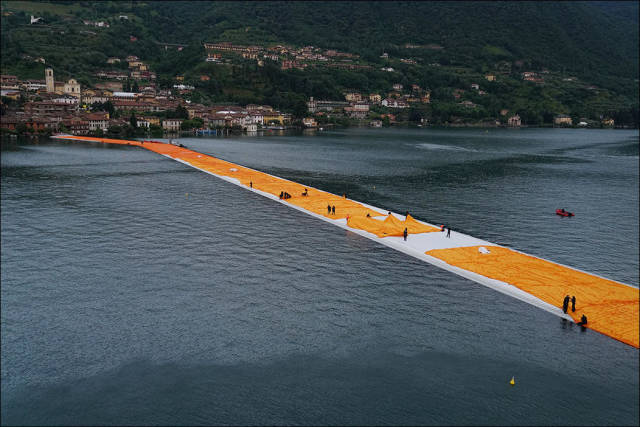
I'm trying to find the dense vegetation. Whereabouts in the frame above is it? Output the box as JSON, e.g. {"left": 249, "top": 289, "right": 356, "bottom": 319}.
{"left": 1, "top": 1, "right": 638, "bottom": 126}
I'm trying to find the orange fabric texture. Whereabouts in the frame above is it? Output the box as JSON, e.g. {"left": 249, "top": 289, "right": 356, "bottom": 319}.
{"left": 57, "top": 136, "right": 381, "bottom": 219}
{"left": 346, "top": 214, "right": 440, "bottom": 237}
{"left": 426, "top": 246, "right": 639, "bottom": 348}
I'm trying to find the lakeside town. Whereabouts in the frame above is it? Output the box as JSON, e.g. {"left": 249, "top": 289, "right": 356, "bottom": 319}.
{"left": 1, "top": 35, "right": 624, "bottom": 137}
{"left": 0, "top": 61, "right": 616, "bottom": 137}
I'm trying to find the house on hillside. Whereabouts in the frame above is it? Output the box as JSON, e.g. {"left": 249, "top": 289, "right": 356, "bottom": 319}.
{"left": 507, "top": 114, "right": 521, "bottom": 127}
{"left": 84, "top": 112, "right": 110, "bottom": 131}
{"left": 554, "top": 114, "right": 572, "bottom": 126}
{"left": 344, "top": 92, "right": 362, "bottom": 102}
{"left": 381, "top": 98, "right": 408, "bottom": 109}
{"left": 302, "top": 117, "right": 318, "bottom": 128}
{"left": 369, "top": 94, "right": 382, "bottom": 104}
{"left": 162, "top": 118, "right": 183, "bottom": 132}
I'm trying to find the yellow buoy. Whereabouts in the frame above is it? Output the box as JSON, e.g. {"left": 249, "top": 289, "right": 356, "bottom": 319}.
{"left": 509, "top": 376, "right": 515, "bottom": 386}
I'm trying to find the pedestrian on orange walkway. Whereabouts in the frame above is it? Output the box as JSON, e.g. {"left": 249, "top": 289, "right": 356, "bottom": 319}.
{"left": 327, "top": 204, "right": 331, "bottom": 214}
{"left": 403, "top": 227, "right": 408, "bottom": 241}
{"left": 571, "top": 296, "right": 576, "bottom": 312}
{"left": 279, "top": 191, "right": 284, "bottom": 199}
{"left": 577, "top": 314, "right": 588, "bottom": 326}
{"left": 332, "top": 205, "right": 335, "bottom": 215}
{"left": 250, "top": 181, "right": 252, "bottom": 188}
{"left": 562, "top": 295, "right": 570, "bottom": 313}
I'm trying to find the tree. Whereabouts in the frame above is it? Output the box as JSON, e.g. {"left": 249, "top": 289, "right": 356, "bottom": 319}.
{"left": 129, "top": 113, "right": 137, "bottom": 128}
{"left": 132, "top": 80, "right": 139, "bottom": 92}
{"left": 409, "top": 108, "right": 423, "bottom": 123}
{"left": 149, "top": 124, "right": 163, "bottom": 137}
{"left": 175, "top": 104, "right": 189, "bottom": 119}
{"left": 104, "top": 100, "right": 115, "bottom": 117}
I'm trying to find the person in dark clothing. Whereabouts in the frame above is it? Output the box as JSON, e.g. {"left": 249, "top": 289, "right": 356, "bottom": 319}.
{"left": 562, "top": 295, "right": 570, "bottom": 313}
{"left": 332, "top": 205, "right": 335, "bottom": 215}
{"left": 577, "top": 314, "right": 588, "bottom": 326}
{"left": 403, "top": 227, "right": 408, "bottom": 241}
{"left": 279, "top": 191, "right": 284, "bottom": 199}
{"left": 302, "top": 188, "right": 308, "bottom": 196}
{"left": 446, "top": 227, "right": 451, "bottom": 238}
{"left": 571, "top": 296, "right": 576, "bottom": 312}
{"left": 250, "top": 181, "right": 252, "bottom": 188}
{"left": 366, "top": 213, "right": 371, "bottom": 217}
{"left": 328, "top": 205, "right": 331, "bottom": 214}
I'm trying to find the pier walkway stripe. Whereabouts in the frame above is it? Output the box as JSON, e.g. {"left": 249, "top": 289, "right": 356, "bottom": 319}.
{"left": 52, "top": 135, "right": 639, "bottom": 348}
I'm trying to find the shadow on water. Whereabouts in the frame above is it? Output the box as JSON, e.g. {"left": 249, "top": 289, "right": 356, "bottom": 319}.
{"left": 2, "top": 351, "right": 637, "bottom": 426}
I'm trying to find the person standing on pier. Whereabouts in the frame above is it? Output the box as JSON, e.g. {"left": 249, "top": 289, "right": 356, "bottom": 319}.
{"left": 562, "top": 295, "right": 570, "bottom": 313}
{"left": 403, "top": 227, "right": 408, "bottom": 241}
{"left": 577, "top": 314, "right": 588, "bottom": 326}
{"left": 327, "top": 204, "right": 331, "bottom": 215}
{"left": 250, "top": 181, "right": 252, "bottom": 189}
{"left": 446, "top": 227, "right": 451, "bottom": 238}
{"left": 571, "top": 296, "right": 576, "bottom": 312}
{"left": 332, "top": 205, "right": 335, "bottom": 215}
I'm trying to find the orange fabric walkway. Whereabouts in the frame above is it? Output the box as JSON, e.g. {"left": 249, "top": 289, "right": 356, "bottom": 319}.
{"left": 347, "top": 214, "right": 440, "bottom": 237}
{"left": 426, "top": 246, "right": 639, "bottom": 348}
{"left": 56, "top": 136, "right": 639, "bottom": 348}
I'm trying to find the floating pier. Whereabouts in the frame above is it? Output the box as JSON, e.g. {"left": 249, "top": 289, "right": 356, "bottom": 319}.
{"left": 52, "top": 135, "right": 639, "bottom": 348}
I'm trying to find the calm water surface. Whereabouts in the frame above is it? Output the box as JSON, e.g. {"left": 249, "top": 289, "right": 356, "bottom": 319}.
{"left": 1, "top": 128, "right": 638, "bottom": 425}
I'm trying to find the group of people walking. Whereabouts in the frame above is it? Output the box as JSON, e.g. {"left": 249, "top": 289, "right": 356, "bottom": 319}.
{"left": 562, "top": 295, "right": 576, "bottom": 313}
{"left": 278, "top": 189, "right": 307, "bottom": 198}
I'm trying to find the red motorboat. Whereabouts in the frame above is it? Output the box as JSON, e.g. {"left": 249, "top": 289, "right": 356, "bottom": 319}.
{"left": 556, "top": 208, "right": 574, "bottom": 217}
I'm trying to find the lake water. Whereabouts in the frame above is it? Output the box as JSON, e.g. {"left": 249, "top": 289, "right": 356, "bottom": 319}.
{"left": 1, "top": 128, "right": 638, "bottom": 425}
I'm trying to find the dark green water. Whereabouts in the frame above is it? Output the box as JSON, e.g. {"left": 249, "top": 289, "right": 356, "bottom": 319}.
{"left": 1, "top": 128, "right": 638, "bottom": 425}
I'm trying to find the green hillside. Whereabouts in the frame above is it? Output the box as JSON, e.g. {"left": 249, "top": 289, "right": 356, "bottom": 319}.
{"left": 1, "top": 1, "right": 638, "bottom": 126}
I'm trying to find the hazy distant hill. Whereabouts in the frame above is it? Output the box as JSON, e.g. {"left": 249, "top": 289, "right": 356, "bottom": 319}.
{"left": 140, "top": 1, "right": 639, "bottom": 79}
